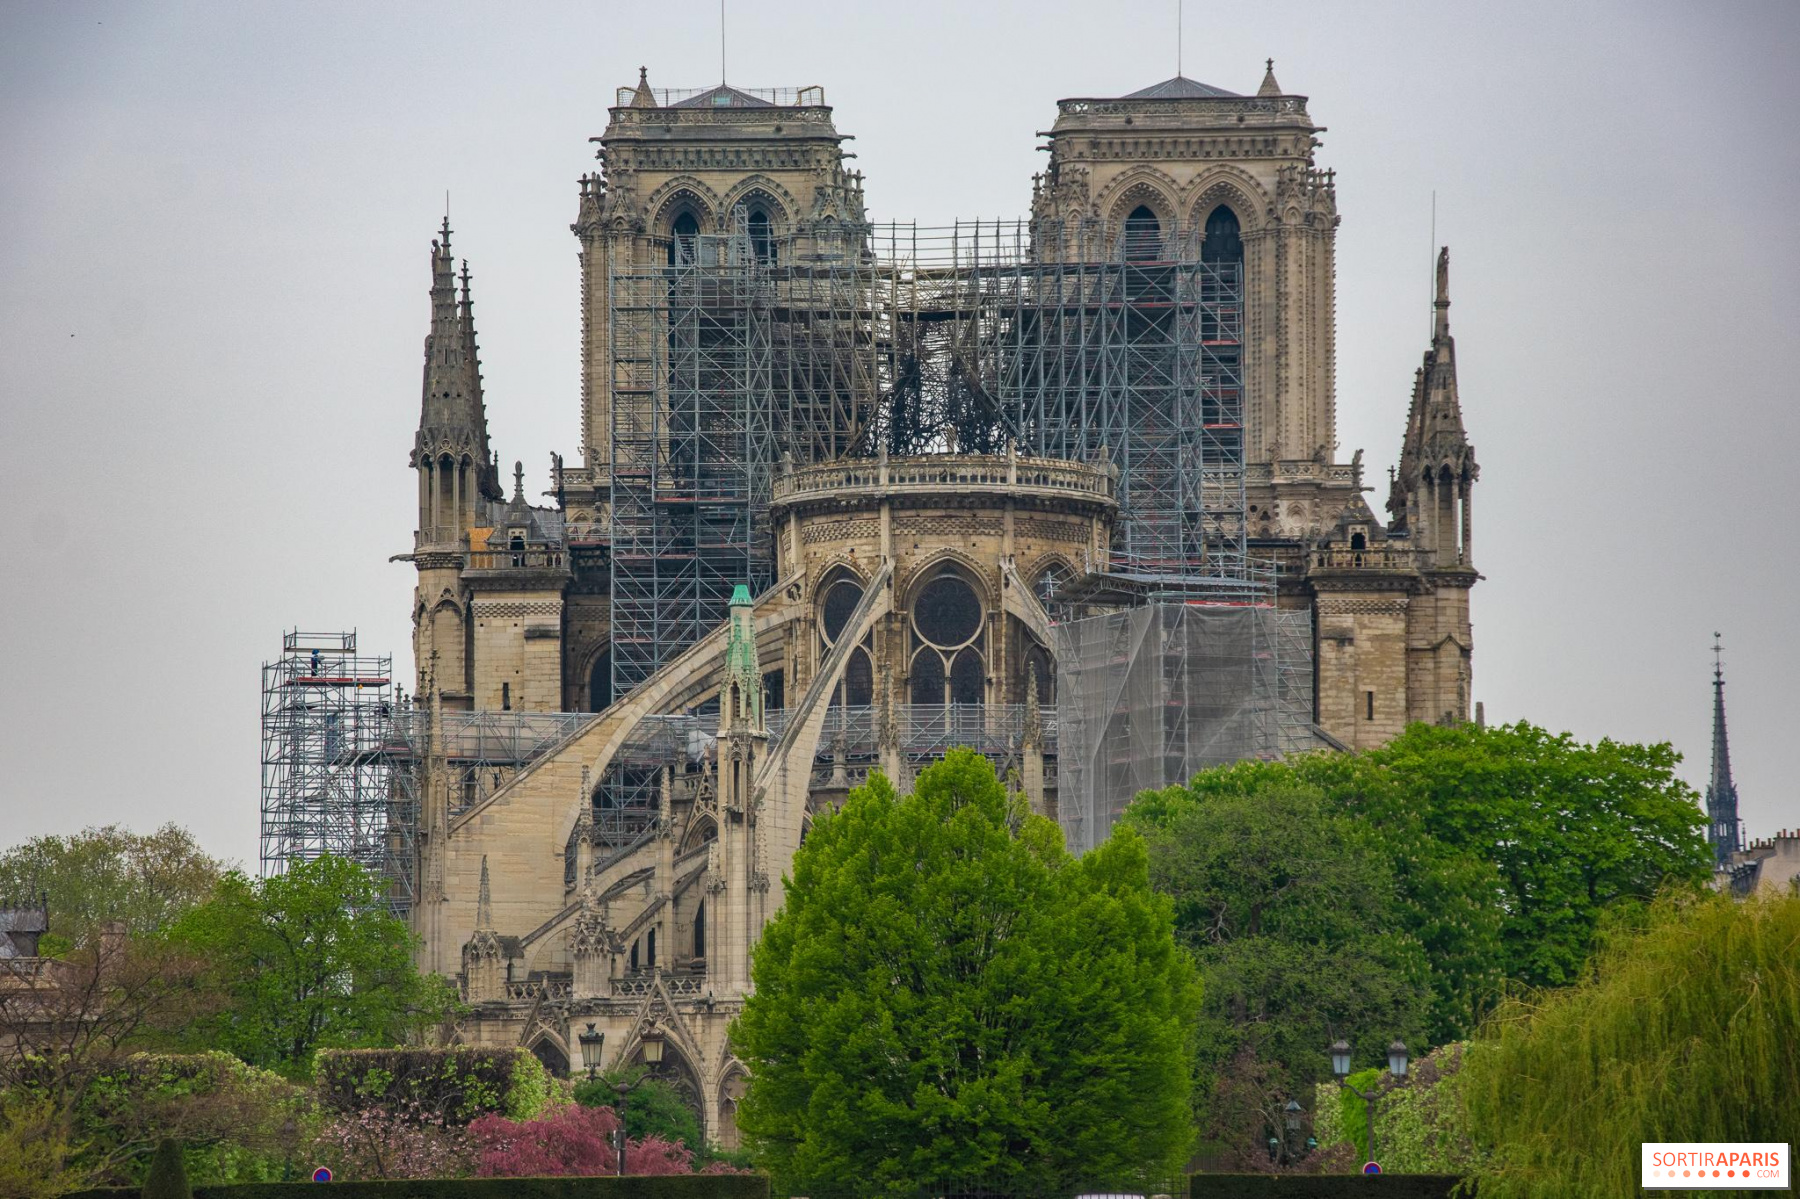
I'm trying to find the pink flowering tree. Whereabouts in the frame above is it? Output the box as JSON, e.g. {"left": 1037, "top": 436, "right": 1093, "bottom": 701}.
{"left": 468, "top": 1104, "right": 702, "bottom": 1177}
{"left": 314, "top": 1099, "right": 473, "bottom": 1180}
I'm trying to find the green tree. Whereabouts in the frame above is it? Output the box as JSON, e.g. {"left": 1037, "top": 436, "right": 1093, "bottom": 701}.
{"left": 0, "top": 824, "right": 225, "bottom": 954}
{"left": 573, "top": 1069, "right": 703, "bottom": 1149}
{"left": 733, "top": 750, "right": 1198, "bottom": 1196}
{"left": 1134, "top": 721, "right": 1711, "bottom": 1040}
{"left": 1130, "top": 785, "right": 1432, "bottom": 1156}
{"left": 1463, "top": 888, "right": 1800, "bottom": 1199}
{"left": 166, "top": 855, "right": 458, "bottom": 1076}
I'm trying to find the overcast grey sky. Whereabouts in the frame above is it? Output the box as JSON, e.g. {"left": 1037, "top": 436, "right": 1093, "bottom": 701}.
{"left": 2, "top": 1, "right": 1796, "bottom": 866}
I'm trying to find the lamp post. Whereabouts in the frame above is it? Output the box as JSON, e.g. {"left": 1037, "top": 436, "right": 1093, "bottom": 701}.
{"left": 1284, "top": 1098, "right": 1304, "bottom": 1161}
{"left": 612, "top": 1023, "right": 667, "bottom": 1178}
{"left": 1330, "top": 1038, "right": 1407, "bottom": 1170}
{"left": 578, "top": 1023, "right": 605, "bottom": 1081}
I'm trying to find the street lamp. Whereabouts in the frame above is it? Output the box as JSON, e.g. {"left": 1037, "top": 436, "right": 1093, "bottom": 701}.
{"left": 578, "top": 1023, "right": 605, "bottom": 1080}
{"left": 1329, "top": 1038, "right": 1407, "bottom": 1170}
{"left": 612, "top": 1022, "right": 667, "bottom": 1178}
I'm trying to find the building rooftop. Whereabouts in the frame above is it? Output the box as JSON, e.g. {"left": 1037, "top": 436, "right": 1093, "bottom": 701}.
{"left": 1123, "top": 75, "right": 1243, "bottom": 100}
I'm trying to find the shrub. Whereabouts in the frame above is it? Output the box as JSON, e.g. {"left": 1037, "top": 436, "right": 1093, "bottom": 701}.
{"left": 68, "top": 1051, "right": 316, "bottom": 1185}
{"left": 142, "top": 1138, "right": 191, "bottom": 1199}
{"left": 0, "top": 1090, "right": 91, "bottom": 1198}
{"left": 315, "top": 1047, "right": 554, "bottom": 1125}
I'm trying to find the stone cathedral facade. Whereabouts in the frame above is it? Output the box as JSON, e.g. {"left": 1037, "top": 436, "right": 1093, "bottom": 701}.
{"left": 398, "top": 63, "right": 1480, "bottom": 1144}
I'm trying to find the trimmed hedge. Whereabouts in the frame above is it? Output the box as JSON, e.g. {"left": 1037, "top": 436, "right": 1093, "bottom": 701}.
{"left": 66, "top": 1177, "right": 769, "bottom": 1199}
{"left": 313, "top": 1047, "right": 554, "bottom": 1124}
{"left": 1190, "top": 1176, "right": 1469, "bottom": 1198}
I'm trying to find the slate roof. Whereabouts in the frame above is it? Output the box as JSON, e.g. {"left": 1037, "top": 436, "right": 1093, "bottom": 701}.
{"left": 1124, "top": 75, "right": 1242, "bottom": 100}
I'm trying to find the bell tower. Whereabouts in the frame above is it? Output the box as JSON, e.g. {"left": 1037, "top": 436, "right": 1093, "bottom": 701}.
{"left": 564, "top": 69, "right": 867, "bottom": 528}
{"left": 1032, "top": 60, "right": 1340, "bottom": 477}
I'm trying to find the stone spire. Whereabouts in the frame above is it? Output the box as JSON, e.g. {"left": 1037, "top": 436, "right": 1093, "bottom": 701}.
{"left": 1706, "top": 634, "right": 1743, "bottom": 867}
{"left": 413, "top": 219, "right": 501, "bottom": 512}
{"left": 1257, "top": 58, "right": 1283, "bottom": 97}
{"left": 462, "top": 853, "right": 505, "bottom": 1002}
{"left": 1389, "top": 247, "right": 1478, "bottom": 566}
{"left": 475, "top": 853, "right": 493, "bottom": 931}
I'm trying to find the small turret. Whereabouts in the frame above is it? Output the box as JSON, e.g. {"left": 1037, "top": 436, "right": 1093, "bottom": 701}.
{"left": 1257, "top": 58, "right": 1283, "bottom": 98}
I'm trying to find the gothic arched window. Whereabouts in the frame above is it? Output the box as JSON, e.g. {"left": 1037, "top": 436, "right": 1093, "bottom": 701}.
{"left": 1201, "top": 204, "right": 1242, "bottom": 265}
{"left": 747, "top": 207, "right": 774, "bottom": 264}
{"left": 1123, "top": 204, "right": 1162, "bottom": 262}
{"left": 909, "top": 572, "right": 985, "bottom": 707}
{"left": 669, "top": 211, "right": 701, "bottom": 265}
{"left": 589, "top": 647, "right": 613, "bottom": 713}
{"left": 819, "top": 574, "right": 873, "bottom": 709}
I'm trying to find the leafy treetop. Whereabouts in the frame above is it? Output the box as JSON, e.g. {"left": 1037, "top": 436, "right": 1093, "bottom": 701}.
{"left": 1131, "top": 721, "right": 1712, "bottom": 1040}
{"left": 733, "top": 749, "right": 1199, "bottom": 1197}
{"left": 166, "top": 854, "right": 459, "bottom": 1078}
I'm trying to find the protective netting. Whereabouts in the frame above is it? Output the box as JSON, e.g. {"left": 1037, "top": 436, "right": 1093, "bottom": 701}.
{"left": 1053, "top": 602, "right": 1315, "bottom": 855}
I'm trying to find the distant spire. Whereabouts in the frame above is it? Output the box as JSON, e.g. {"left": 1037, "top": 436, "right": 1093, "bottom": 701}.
{"left": 1433, "top": 245, "right": 1451, "bottom": 341}
{"left": 1258, "top": 58, "right": 1283, "bottom": 97}
{"left": 1706, "top": 634, "right": 1743, "bottom": 866}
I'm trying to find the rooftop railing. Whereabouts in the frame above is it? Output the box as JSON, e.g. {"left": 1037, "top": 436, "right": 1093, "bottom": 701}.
{"left": 773, "top": 454, "right": 1113, "bottom": 505}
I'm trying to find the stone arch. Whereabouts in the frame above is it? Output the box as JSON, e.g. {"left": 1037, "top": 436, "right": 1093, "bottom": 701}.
{"left": 899, "top": 546, "right": 994, "bottom": 613}
{"left": 1184, "top": 168, "right": 1272, "bottom": 233}
{"left": 715, "top": 1061, "right": 750, "bottom": 1150}
{"left": 1021, "top": 551, "right": 1079, "bottom": 601}
{"left": 807, "top": 556, "right": 869, "bottom": 605}
{"left": 678, "top": 809, "right": 717, "bottom": 854}
{"left": 1097, "top": 167, "right": 1182, "bottom": 231}
{"left": 719, "top": 175, "right": 798, "bottom": 227}
{"left": 526, "top": 1028, "right": 570, "bottom": 1077}
{"left": 645, "top": 177, "right": 721, "bottom": 236}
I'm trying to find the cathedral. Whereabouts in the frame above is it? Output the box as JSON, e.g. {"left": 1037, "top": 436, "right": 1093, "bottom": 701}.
{"left": 398, "top": 62, "right": 1480, "bottom": 1143}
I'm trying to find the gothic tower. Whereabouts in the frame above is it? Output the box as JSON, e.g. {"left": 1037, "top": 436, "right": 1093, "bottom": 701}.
{"left": 1706, "top": 635, "right": 1743, "bottom": 867}
{"left": 411, "top": 221, "right": 502, "bottom": 706}
{"left": 564, "top": 70, "right": 867, "bottom": 527}
{"left": 1032, "top": 60, "right": 1340, "bottom": 486}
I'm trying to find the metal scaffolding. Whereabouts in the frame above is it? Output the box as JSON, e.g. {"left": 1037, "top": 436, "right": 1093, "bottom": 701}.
{"left": 1053, "top": 603, "right": 1315, "bottom": 855}
{"left": 607, "top": 215, "right": 1258, "bottom": 703}
{"left": 259, "top": 631, "right": 412, "bottom": 904}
